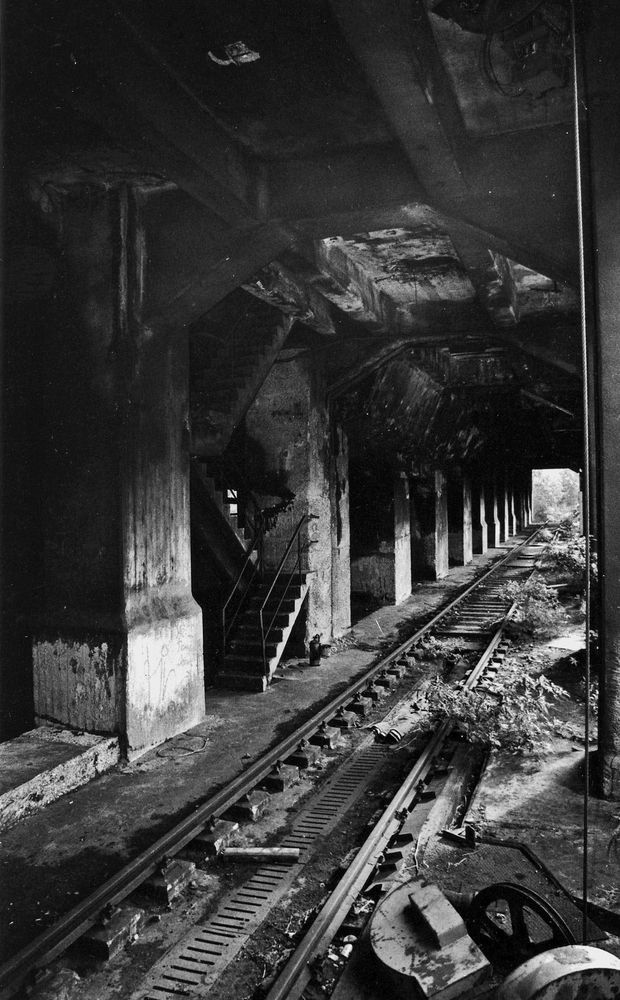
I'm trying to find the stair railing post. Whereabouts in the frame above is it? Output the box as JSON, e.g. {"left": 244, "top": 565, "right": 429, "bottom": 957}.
{"left": 260, "top": 608, "right": 267, "bottom": 676}
{"left": 222, "top": 606, "right": 226, "bottom": 665}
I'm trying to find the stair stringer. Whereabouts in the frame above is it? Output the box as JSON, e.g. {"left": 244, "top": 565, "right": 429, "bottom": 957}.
{"left": 217, "top": 582, "right": 309, "bottom": 692}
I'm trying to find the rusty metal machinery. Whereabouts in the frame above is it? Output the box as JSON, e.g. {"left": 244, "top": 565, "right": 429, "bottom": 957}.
{"left": 467, "top": 882, "right": 576, "bottom": 971}
{"left": 497, "top": 945, "right": 620, "bottom": 999}
{"left": 369, "top": 880, "right": 490, "bottom": 1000}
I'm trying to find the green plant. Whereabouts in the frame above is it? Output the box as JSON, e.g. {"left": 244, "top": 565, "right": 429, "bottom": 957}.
{"left": 412, "top": 634, "right": 450, "bottom": 661}
{"left": 578, "top": 676, "right": 599, "bottom": 717}
{"left": 420, "top": 662, "right": 568, "bottom": 754}
{"left": 499, "top": 578, "right": 568, "bottom": 638}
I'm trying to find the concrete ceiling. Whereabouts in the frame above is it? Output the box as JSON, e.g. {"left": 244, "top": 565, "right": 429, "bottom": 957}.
{"left": 5, "top": 0, "right": 583, "bottom": 472}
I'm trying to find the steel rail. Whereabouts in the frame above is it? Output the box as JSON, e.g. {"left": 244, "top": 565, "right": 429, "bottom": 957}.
{"left": 265, "top": 616, "right": 517, "bottom": 1000}
{"left": 0, "top": 527, "right": 542, "bottom": 998}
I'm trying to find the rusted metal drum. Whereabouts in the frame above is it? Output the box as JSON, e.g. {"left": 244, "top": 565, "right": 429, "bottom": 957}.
{"left": 497, "top": 945, "right": 620, "bottom": 999}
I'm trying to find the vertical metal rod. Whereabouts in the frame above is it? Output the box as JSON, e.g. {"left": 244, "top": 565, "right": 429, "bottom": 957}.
{"left": 570, "top": 0, "right": 591, "bottom": 945}
{"left": 260, "top": 608, "right": 266, "bottom": 676}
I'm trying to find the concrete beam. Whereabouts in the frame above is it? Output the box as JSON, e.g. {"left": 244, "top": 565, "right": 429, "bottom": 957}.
{"left": 243, "top": 255, "right": 338, "bottom": 337}
{"left": 329, "top": 0, "right": 577, "bottom": 283}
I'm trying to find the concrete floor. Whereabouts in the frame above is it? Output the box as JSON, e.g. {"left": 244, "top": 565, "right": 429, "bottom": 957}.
{"left": 2, "top": 536, "right": 617, "bottom": 993}
{"left": 0, "top": 546, "right": 506, "bottom": 966}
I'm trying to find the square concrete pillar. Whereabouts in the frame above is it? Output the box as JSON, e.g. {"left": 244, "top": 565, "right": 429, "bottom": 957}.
{"left": 485, "top": 478, "right": 501, "bottom": 549}
{"left": 349, "top": 470, "right": 410, "bottom": 606}
{"left": 497, "top": 475, "right": 509, "bottom": 543}
{"left": 516, "top": 470, "right": 532, "bottom": 528}
{"left": 507, "top": 481, "right": 517, "bottom": 536}
{"left": 471, "top": 476, "right": 488, "bottom": 554}
{"left": 331, "top": 423, "right": 351, "bottom": 634}
{"left": 411, "top": 471, "right": 449, "bottom": 580}
{"left": 31, "top": 187, "right": 205, "bottom": 754}
{"left": 246, "top": 355, "right": 350, "bottom": 638}
{"left": 448, "top": 473, "right": 473, "bottom": 566}
{"left": 394, "top": 473, "right": 413, "bottom": 603}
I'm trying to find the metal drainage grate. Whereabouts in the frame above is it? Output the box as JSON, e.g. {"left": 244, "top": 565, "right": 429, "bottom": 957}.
{"left": 136, "top": 745, "right": 387, "bottom": 999}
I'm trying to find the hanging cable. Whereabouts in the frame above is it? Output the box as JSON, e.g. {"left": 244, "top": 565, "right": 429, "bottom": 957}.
{"left": 570, "top": 0, "right": 591, "bottom": 946}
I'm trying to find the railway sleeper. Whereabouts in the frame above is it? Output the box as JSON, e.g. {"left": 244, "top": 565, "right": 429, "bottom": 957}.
{"left": 81, "top": 904, "right": 146, "bottom": 959}
{"left": 256, "top": 762, "right": 300, "bottom": 793}
{"left": 189, "top": 818, "right": 240, "bottom": 856}
{"left": 222, "top": 788, "right": 271, "bottom": 823}
{"left": 348, "top": 694, "right": 373, "bottom": 716}
{"left": 328, "top": 707, "right": 358, "bottom": 730}
{"left": 143, "top": 859, "right": 196, "bottom": 906}
{"left": 285, "top": 739, "right": 321, "bottom": 769}
{"left": 374, "top": 670, "right": 398, "bottom": 690}
{"left": 309, "top": 722, "right": 341, "bottom": 748}
{"left": 364, "top": 682, "right": 387, "bottom": 703}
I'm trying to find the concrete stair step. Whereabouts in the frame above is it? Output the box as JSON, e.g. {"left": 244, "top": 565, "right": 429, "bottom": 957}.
{"left": 245, "top": 600, "right": 298, "bottom": 617}
{"left": 229, "top": 639, "right": 281, "bottom": 657}
{"left": 215, "top": 670, "right": 268, "bottom": 692}
{"left": 251, "top": 581, "right": 306, "bottom": 598}
{"left": 235, "top": 615, "right": 291, "bottom": 634}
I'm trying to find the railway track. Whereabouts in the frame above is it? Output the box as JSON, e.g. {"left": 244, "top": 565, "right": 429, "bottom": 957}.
{"left": 0, "top": 528, "right": 547, "bottom": 1000}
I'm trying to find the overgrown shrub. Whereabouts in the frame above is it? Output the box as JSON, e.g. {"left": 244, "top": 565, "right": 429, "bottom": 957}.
{"left": 420, "top": 663, "right": 567, "bottom": 754}
{"left": 499, "top": 578, "right": 568, "bottom": 638}
{"left": 542, "top": 515, "right": 597, "bottom": 589}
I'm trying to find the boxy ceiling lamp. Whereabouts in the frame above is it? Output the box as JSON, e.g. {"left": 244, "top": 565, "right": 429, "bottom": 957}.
{"left": 208, "top": 41, "right": 261, "bottom": 66}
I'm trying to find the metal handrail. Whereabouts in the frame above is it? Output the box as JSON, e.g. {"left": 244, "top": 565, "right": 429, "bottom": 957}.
{"left": 221, "top": 526, "right": 263, "bottom": 653}
{"left": 259, "top": 514, "right": 314, "bottom": 674}
{"left": 208, "top": 454, "right": 264, "bottom": 538}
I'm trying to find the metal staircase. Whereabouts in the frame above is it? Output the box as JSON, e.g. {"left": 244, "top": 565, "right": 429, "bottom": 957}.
{"left": 190, "top": 459, "right": 258, "bottom": 586}
{"left": 216, "top": 516, "right": 312, "bottom": 692}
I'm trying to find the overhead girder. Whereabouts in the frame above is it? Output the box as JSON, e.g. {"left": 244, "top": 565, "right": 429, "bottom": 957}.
{"left": 22, "top": 0, "right": 577, "bottom": 327}
{"left": 328, "top": 0, "right": 577, "bottom": 284}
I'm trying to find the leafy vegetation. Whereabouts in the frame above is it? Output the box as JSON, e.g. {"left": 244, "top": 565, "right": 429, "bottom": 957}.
{"left": 420, "top": 661, "right": 568, "bottom": 754}
{"left": 532, "top": 468, "right": 579, "bottom": 522}
{"left": 541, "top": 515, "right": 597, "bottom": 596}
{"left": 500, "top": 578, "right": 568, "bottom": 639}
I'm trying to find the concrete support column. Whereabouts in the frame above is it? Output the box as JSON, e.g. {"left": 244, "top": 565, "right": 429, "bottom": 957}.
{"left": 393, "top": 473, "right": 413, "bottom": 603}
{"left": 485, "top": 477, "right": 501, "bottom": 549}
{"left": 514, "top": 484, "right": 523, "bottom": 532}
{"left": 448, "top": 473, "right": 473, "bottom": 566}
{"left": 471, "top": 476, "right": 488, "bottom": 554}
{"left": 507, "top": 479, "right": 517, "bottom": 536}
{"left": 588, "top": 4, "right": 620, "bottom": 796}
{"left": 411, "top": 471, "right": 449, "bottom": 580}
{"left": 497, "top": 474, "right": 509, "bottom": 543}
{"left": 246, "top": 355, "right": 350, "bottom": 639}
{"left": 519, "top": 470, "right": 532, "bottom": 527}
{"left": 349, "top": 470, "right": 411, "bottom": 606}
{"left": 330, "top": 422, "right": 351, "bottom": 635}
{"left": 32, "top": 186, "right": 205, "bottom": 754}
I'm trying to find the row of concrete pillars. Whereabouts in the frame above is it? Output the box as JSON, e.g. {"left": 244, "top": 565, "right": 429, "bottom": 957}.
{"left": 351, "top": 469, "right": 532, "bottom": 607}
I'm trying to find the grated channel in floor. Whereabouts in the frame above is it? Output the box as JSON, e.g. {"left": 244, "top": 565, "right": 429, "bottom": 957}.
{"left": 135, "top": 745, "right": 388, "bottom": 999}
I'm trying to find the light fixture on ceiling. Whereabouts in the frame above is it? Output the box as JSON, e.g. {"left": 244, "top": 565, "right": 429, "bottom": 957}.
{"left": 208, "top": 41, "right": 260, "bottom": 67}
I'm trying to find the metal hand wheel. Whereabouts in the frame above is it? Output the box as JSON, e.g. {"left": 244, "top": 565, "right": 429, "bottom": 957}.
{"left": 468, "top": 882, "right": 576, "bottom": 970}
